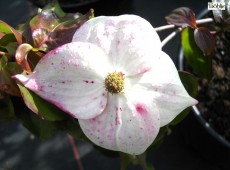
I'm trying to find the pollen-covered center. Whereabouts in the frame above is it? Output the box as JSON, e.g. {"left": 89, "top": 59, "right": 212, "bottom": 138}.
{"left": 104, "top": 72, "right": 125, "bottom": 94}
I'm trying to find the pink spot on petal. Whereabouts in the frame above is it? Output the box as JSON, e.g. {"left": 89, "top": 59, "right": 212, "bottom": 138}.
{"left": 38, "top": 85, "right": 44, "bottom": 92}
{"left": 115, "top": 112, "right": 120, "bottom": 125}
{"left": 135, "top": 103, "right": 147, "bottom": 115}
{"left": 83, "top": 80, "right": 94, "bottom": 84}
{"left": 93, "top": 96, "right": 98, "bottom": 100}
{"left": 117, "top": 40, "right": 120, "bottom": 46}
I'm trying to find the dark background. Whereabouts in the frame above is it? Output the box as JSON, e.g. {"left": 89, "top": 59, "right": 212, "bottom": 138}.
{"left": 1, "top": 0, "right": 229, "bottom": 170}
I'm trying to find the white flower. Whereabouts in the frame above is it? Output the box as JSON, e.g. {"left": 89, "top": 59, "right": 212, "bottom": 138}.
{"left": 14, "top": 15, "right": 197, "bottom": 155}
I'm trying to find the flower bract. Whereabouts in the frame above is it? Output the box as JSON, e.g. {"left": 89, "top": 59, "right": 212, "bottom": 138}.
{"left": 14, "top": 15, "right": 197, "bottom": 155}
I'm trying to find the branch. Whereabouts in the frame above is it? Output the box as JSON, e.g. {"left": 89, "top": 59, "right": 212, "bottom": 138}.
{"left": 155, "top": 18, "right": 214, "bottom": 32}
{"left": 161, "top": 27, "right": 182, "bottom": 47}
{"left": 196, "top": 18, "right": 214, "bottom": 25}
{"left": 155, "top": 24, "right": 175, "bottom": 32}
{"left": 0, "top": 51, "right": 14, "bottom": 57}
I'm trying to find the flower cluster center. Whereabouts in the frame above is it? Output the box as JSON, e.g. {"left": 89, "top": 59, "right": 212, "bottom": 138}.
{"left": 104, "top": 72, "right": 125, "bottom": 94}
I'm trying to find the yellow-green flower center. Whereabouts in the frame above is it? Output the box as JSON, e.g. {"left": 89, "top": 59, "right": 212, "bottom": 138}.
{"left": 105, "top": 72, "right": 125, "bottom": 94}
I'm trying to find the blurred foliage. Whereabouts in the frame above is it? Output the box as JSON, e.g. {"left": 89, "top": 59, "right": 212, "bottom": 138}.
{"left": 0, "top": 0, "right": 94, "bottom": 139}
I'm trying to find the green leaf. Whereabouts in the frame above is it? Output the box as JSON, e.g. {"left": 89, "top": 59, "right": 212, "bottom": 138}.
{"left": 0, "top": 20, "right": 25, "bottom": 45}
{"left": 0, "top": 21, "right": 14, "bottom": 34}
{"left": 170, "top": 71, "right": 198, "bottom": 125}
{"left": 5, "top": 42, "right": 18, "bottom": 55}
{"left": 178, "top": 71, "right": 198, "bottom": 97}
{"left": 59, "top": 118, "right": 88, "bottom": 141}
{"left": 170, "top": 107, "right": 191, "bottom": 126}
{"left": 0, "top": 95, "right": 15, "bottom": 122}
{"left": 0, "top": 34, "right": 16, "bottom": 46}
{"left": 43, "top": 0, "right": 66, "bottom": 18}
{"left": 17, "top": 83, "right": 66, "bottom": 121}
{"left": 182, "top": 27, "right": 212, "bottom": 80}
{"left": 19, "top": 110, "right": 58, "bottom": 139}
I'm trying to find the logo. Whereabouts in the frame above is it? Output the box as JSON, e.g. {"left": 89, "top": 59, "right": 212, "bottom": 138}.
{"left": 208, "top": 2, "right": 226, "bottom": 10}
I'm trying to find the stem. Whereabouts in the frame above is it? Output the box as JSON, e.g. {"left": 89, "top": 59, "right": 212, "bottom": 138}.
{"left": 155, "top": 17, "right": 214, "bottom": 32}
{"left": 161, "top": 27, "right": 182, "bottom": 47}
{"left": 196, "top": 18, "right": 214, "bottom": 25}
{"left": 67, "top": 134, "right": 84, "bottom": 170}
{"left": 0, "top": 51, "right": 13, "bottom": 57}
{"left": 136, "top": 155, "right": 148, "bottom": 170}
{"left": 155, "top": 24, "right": 175, "bottom": 32}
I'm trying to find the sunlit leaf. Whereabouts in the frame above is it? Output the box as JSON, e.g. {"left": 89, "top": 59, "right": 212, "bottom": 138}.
{"left": 182, "top": 27, "right": 212, "bottom": 80}
{"left": 29, "top": 15, "right": 50, "bottom": 48}
{"left": 194, "top": 27, "right": 215, "bottom": 56}
{"left": 165, "top": 7, "right": 197, "bottom": 28}
{"left": 0, "top": 20, "right": 25, "bottom": 45}
{"left": 17, "top": 83, "right": 66, "bottom": 121}
{"left": 15, "top": 43, "right": 33, "bottom": 72}
{"left": 15, "top": 43, "right": 43, "bottom": 73}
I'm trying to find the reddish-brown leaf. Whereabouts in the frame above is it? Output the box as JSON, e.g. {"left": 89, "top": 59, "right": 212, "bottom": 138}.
{"left": 27, "top": 49, "right": 44, "bottom": 71}
{"left": 165, "top": 7, "right": 197, "bottom": 28}
{"left": 42, "top": 9, "right": 94, "bottom": 51}
{"left": 15, "top": 44, "right": 44, "bottom": 73}
{"left": 15, "top": 43, "right": 33, "bottom": 73}
{"left": 0, "top": 20, "right": 25, "bottom": 45}
{"left": 194, "top": 27, "right": 215, "bottom": 56}
{"left": 0, "top": 56, "right": 22, "bottom": 96}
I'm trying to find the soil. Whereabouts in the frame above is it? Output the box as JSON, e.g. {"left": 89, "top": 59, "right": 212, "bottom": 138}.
{"left": 198, "top": 30, "right": 230, "bottom": 142}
